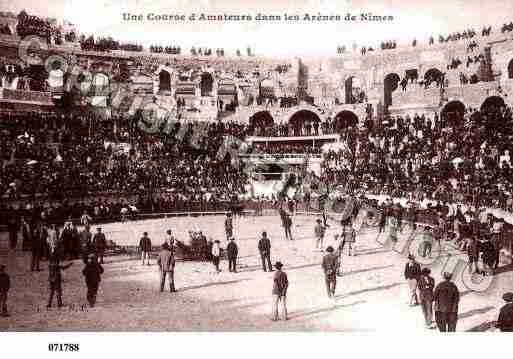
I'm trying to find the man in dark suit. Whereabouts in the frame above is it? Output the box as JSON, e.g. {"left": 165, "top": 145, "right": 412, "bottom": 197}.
{"left": 497, "top": 292, "right": 513, "bottom": 332}
{"left": 30, "top": 221, "right": 45, "bottom": 272}
{"left": 258, "top": 232, "right": 272, "bottom": 272}
{"left": 404, "top": 254, "right": 421, "bottom": 306}
{"left": 157, "top": 243, "right": 175, "bottom": 292}
{"left": 418, "top": 267, "right": 436, "bottom": 328}
{"left": 226, "top": 237, "right": 238, "bottom": 273}
{"left": 271, "top": 261, "right": 288, "bottom": 321}
{"left": 283, "top": 213, "right": 293, "bottom": 240}
{"left": 92, "top": 227, "right": 107, "bottom": 264}
{"left": 433, "top": 272, "right": 460, "bottom": 332}
{"left": 224, "top": 213, "right": 233, "bottom": 240}
{"left": 322, "top": 246, "right": 338, "bottom": 299}
{"left": 47, "top": 255, "right": 73, "bottom": 308}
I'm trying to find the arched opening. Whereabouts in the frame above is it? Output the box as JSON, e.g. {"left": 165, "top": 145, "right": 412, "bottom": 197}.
{"left": 423, "top": 68, "right": 444, "bottom": 88}
{"left": 200, "top": 72, "right": 214, "bottom": 96}
{"left": 481, "top": 96, "right": 505, "bottom": 112}
{"left": 159, "top": 70, "right": 171, "bottom": 92}
{"left": 384, "top": 73, "right": 400, "bottom": 110}
{"left": 441, "top": 100, "right": 465, "bottom": 128}
{"left": 249, "top": 111, "right": 274, "bottom": 136}
{"left": 288, "top": 110, "right": 321, "bottom": 136}
{"left": 334, "top": 111, "right": 359, "bottom": 131}
{"left": 508, "top": 59, "right": 513, "bottom": 79}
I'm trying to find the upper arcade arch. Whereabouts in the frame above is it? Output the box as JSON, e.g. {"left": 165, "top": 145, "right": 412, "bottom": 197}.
{"left": 288, "top": 109, "right": 322, "bottom": 136}
{"left": 441, "top": 100, "right": 466, "bottom": 127}
{"left": 481, "top": 96, "right": 506, "bottom": 112}
{"left": 158, "top": 69, "right": 171, "bottom": 92}
{"left": 333, "top": 110, "right": 359, "bottom": 131}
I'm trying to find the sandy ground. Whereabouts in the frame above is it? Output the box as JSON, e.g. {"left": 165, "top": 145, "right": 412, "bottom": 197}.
{"left": 1, "top": 214, "right": 512, "bottom": 331}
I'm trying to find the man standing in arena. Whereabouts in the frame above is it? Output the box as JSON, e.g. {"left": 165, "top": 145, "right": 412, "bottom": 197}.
{"left": 418, "top": 268, "right": 436, "bottom": 328}
{"left": 82, "top": 253, "right": 104, "bottom": 307}
{"left": 322, "top": 246, "right": 338, "bottom": 299}
{"left": 93, "top": 227, "right": 107, "bottom": 264}
{"left": 30, "top": 221, "right": 45, "bottom": 272}
{"left": 80, "top": 225, "right": 93, "bottom": 264}
{"left": 47, "top": 255, "right": 73, "bottom": 308}
{"left": 271, "top": 261, "right": 288, "bottom": 321}
{"left": 157, "top": 243, "right": 175, "bottom": 292}
{"left": 226, "top": 237, "right": 238, "bottom": 273}
{"left": 314, "top": 218, "right": 326, "bottom": 249}
{"left": 283, "top": 212, "right": 293, "bottom": 240}
{"left": 433, "top": 272, "right": 460, "bottom": 332}
{"left": 225, "top": 213, "right": 233, "bottom": 240}
{"left": 165, "top": 229, "right": 175, "bottom": 246}
{"left": 344, "top": 223, "right": 357, "bottom": 256}
{"left": 404, "top": 254, "right": 421, "bottom": 306}
{"left": 258, "top": 231, "right": 272, "bottom": 272}
{"left": 139, "top": 232, "right": 152, "bottom": 266}
{"left": 497, "top": 292, "right": 513, "bottom": 332}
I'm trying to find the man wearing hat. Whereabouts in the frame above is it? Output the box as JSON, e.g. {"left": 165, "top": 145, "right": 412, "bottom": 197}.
{"left": 226, "top": 237, "right": 238, "bottom": 273}
{"left": 420, "top": 226, "right": 434, "bottom": 258}
{"left": 0, "top": 264, "right": 10, "bottom": 317}
{"left": 404, "top": 254, "right": 421, "bottom": 306}
{"left": 322, "top": 246, "right": 338, "bottom": 299}
{"left": 283, "top": 213, "right": 293, "bottom": 240}
{"left": 211, "top": 240, "right": 221, "bottom": 273}
{"left": 272, "top": 261, "right": 288, "bottom": 321}
{"left": 258, "top": 232, "right": 272, "bottom": 272}
{"left": 93, "top": 227, "right": 107, "bottom": 264}
{"left": 139, "top": 232, "right": 152, "bottom": 266}
{"left": 82, "top": 254, "right": 104, "bottom": 307}
{"left": 418, "top": 268, "right": 435, "bottom": 328}
{"left": 224, "top": 213, "right": 233, "bottom": 240}
{"left": 47, "top": 255, "right": 73, "bottom": 308}
{"left": 433, "top": 272, "right": 460, "bottom": 332}
{"left": 157, "top": 242, "right": 176, "bottom": 292}
{"left": 497, "top": 292, "right": 513, "bottom": 332}
{"left": 314, "top": 218, "right": 326, "bottom": 250}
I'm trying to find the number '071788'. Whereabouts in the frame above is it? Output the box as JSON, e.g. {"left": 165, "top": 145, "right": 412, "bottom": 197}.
{"left": 48, "top": 344, "right": 80, "bottom": 352}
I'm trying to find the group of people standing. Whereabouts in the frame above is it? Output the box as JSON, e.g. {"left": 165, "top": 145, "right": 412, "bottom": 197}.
{"left": 404, "top": 253, "right": 513, "bottom": 332}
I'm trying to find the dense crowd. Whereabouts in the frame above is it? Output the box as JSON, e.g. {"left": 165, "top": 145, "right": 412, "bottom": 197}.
{"left": 0, "top": 111, "right": 251, "bottom": 207}
{"left": 150, "top": 45, "right": 182, "bottom": 55}
{"left": 321, "top": 102, "right": 513, "bottom": 211}
{"left": 79, "top": 35, "right": 143, "bottom": 52}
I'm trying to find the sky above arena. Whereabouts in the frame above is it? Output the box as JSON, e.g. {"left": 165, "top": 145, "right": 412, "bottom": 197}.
{"left": 2, "top": 0, "right": 513, "bottom": 57}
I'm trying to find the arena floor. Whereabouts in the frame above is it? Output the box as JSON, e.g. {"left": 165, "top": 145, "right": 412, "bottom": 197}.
{"left": 1, "top": 214, "right": 512, "bottom": 331}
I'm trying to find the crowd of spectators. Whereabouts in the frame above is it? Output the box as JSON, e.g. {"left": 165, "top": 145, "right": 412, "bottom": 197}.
{"left": 0, "top": 57, "right": 49, "bottom": 92}
{"left": 249, "top": 143, "right": 321, "bottom": 155}
{"left": 380, "top": 40, "right": 397, "bottom": 50}
{"left": 320, "top": 102, "right": 513, "bottom": 211}
{"left": 150, "top": 45, "right": 182, "bottom": 55}
{"left": 79, "top": 35, "right": 143, "bottom": 52}
{"left": 0, "top": 110, "right": 258, "bottom": 208}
